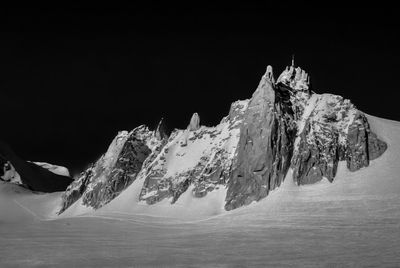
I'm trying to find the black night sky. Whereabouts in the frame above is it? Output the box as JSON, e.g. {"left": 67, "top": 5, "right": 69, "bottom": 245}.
{"left": 1, "top": 6, "right": 399, "bottom": 175}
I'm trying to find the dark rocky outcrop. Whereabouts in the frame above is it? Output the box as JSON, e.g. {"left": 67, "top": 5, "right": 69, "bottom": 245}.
{"left": 291, "top": 119, "right": 342, "bottom": 185}
{"left": 82, "top": 135, "right": 151, "bottom": 209}
{"left": 0, "top": 140, "right": 73, "bottom": 192}
{"left": 346, "top": 112, "right": 387, "bottom": 171}
{"left": 367, "top": 131, "right": 387, "bottom": 160}
{"left": 225, "top": 66, "right": 296, "bottom": 210}
{"left": 58, "top": 165, "right": 94, "bottom": 213}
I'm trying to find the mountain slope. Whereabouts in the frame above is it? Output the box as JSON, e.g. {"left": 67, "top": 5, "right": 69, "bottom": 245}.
{"left": 1, "top": 113, "right": 397, "bottom": 223}
{"left": 54, "top": 63, "right": 386, "bottom": 216}
{"left": 0, "top": 63, "right": 398, "bottom": 267}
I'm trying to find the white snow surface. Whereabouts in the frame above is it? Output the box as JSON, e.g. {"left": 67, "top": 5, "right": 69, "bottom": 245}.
{"left": 1, "top": 115, "right": 400, "bottom": 266}
{"left": 30, "top": 161, "right": 71, "bottom": 177}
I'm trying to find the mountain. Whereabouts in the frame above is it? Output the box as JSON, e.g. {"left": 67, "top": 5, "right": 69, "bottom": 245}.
{"left": 56, "top": 63, "right": 387, "bottom": 216}
{"left": 0, "top": 140, "right": 73, "bottom": 192}
{"left": 0, "top": 62, "right": 398, "bottom": 267}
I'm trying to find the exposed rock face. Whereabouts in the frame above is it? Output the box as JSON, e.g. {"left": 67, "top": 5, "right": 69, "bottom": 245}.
{"left": 225, "top": 66, "right": 296, "bottom": 210}
{"left": 59, "top": 165, "right": 94, "bottom": 213}
{"left": 59, "top": 126, "right": 160, "bottom": 213}
{"left": 367, "top": 131, "right": 387, "bottom": 160}
{"left": 346, "top": 112, "right": 387, "bottom": 171}
{"left": 290, "top": 94, "right": 354, "bottom": 185}
{"left": 82, "top": 134, "right": 151, "bottom": 209}
{"left": 58, "top": 62, "right": 388, "bottom": 215}
{"left": 285, "top": 68, "right": 387, "bottom": 185}
{"left": 188, "top": 113, "right": 200, "bottom": 131}
{"left": 292, "top": 118, "right": 341, "bottom": 184}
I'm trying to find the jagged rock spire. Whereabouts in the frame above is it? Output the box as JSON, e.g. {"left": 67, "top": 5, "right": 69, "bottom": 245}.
{"left": 188, "top": 113, "right": 200, "bottom": 131}
{"left": 265, "top": 65, "right": 275, "bottom": 83}
{"left": 257, "top": 65, "right": 275, "bottom": 91}
{"left": 155, "top": 117, "right": 168, "bottom": 140}
{"left": 225, "top": 66, "right": 296, "bottom": 210}
{"left": 276, "top": 60, "right": 310, "bottom": 92}
{"left": 57, "top": 61, "right": 389, "bottom": 215}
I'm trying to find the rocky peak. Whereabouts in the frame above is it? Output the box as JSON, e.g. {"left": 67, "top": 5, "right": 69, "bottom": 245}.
{"left": 225, "top": 68, "right": 296, "bottom": 210}
{"left": 59, "top": 126, "right": 154, "bottom": 213}
{"left": 264, "top": 65, "right": 275, "bottom": 84}
{"left": 277, "top": 65, "right": 310, "bottom": 92}
{"left": 155, "top": 118, "right": 168, "bottom": 141}
{"left": 224, "top": 100, "right": 249, "bottom": 127}
{"left": 188, "top": 112, "right": 200, "bottom": 131}
{"left": 57, "top": 62, "right": 388, "bottom": 216}
{"left": 256, "top": 65, "right": 276, "bottom": 92}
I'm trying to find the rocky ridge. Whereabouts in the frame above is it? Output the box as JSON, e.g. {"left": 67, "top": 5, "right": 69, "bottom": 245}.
{"left": 58, "top": 63, "right": 387, "bottom": 214}
{"left": 59, "top": 125, "right": 165, "bottom": 213}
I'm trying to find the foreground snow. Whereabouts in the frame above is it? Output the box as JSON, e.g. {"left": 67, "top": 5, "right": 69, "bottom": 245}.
{"left": 0, "top": 115, "right": 400, "bottom": 266}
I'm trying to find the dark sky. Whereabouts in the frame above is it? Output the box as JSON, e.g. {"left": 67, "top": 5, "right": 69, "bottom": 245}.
{"left": 1, "top": 6, "right": 399, "bottom": 174}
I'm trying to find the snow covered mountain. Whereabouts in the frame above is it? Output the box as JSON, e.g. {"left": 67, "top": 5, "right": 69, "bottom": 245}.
{"left": 0, "top": 62, "right": 397, "bottom": 267}
{"left": 56, "top": 63, "right": 387, "bottom": 216}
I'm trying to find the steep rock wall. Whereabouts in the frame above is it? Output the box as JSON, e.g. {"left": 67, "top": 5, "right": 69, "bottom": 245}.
{"left": 225, "top": 66, "right": 296, "bottom": 210}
